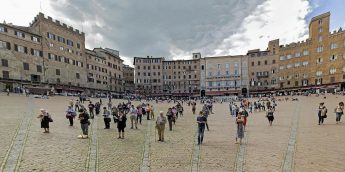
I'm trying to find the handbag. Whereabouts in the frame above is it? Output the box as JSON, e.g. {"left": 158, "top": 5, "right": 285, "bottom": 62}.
{"left": 323, "top": 115, "right": 327, "bottom": 118}
{"left": 49, "top": 118, "right": 53, "bottom": 122}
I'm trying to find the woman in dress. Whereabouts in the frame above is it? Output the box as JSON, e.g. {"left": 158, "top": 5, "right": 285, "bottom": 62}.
{"left": 236, "top": 112, "right": 244, "bottom": 144}
{"left": 37, "top": 108, "right": 51, "bottom": 133}
{"left": 117, "top": 111, "right": 127, "bottom": 139}
{"left": 266, "top": 106, "right": 274, "bottom": 126}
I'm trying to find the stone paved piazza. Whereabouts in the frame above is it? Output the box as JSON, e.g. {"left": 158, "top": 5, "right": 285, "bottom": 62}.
{"left": 0, "top": 93, "right": 344, "bottom": 172}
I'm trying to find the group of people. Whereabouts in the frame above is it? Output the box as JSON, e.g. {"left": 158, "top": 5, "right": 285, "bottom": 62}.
{"left": 317, "top": 101, "right": 344, "bottom": 125}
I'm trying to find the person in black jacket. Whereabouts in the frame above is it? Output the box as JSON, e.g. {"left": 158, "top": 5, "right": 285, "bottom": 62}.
{"left": 117, "top": 111, "right": 127, "bottom": 139}
{"left": 78, "top": 109, "right": 89, "bottom": 138}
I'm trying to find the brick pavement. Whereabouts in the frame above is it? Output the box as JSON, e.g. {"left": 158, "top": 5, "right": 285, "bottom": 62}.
{"left": 18, "top": 96, "right": 89, "bottom": 172}
{"left": 0, "top": 94, "right": 344, "bottom": 172}
{"left": 148, "top": 102, "right": 197, "bottom": 172}
{"left": 97, "top": 100, "right": 147, "bottom": 172}
{"left": 198, "top": 103, "right": 238, "bottom": 172}
{"left": 0, "top": 94, "right": 32, "bottom": 171}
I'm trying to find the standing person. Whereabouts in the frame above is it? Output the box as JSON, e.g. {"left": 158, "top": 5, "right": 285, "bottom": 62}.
{"left": 103, "top": 107, "right": 111, "bottom": 129}
{"left": 197, "top": 111, "right": 207, "bottom": 145}
{"left": 66, "top": 106, "right": 76, "bottom": 126}
{"left": 69, "top": 99, "right": 74, "bottom": 108}
{"left": 112, "top": 106, "right": 119, "bottom": 123}
{"left": 130, "top": 105, "right": 138, "bottom": 129}
{"left": 172, "top": 106, "right": 178, "bottom": 121}
{"left": 88, "top": 102, "right": 95, "bottom": 119}
{"left": 107, "top": 101, "right": 112, "bottom": 110}
{"left": 117, "top": 111, "right": 127, "bottom": 139}
{"left": 150, "top": 105, "right": 155, "bottom": 119}
{"left": 335, "top": 102, "right": 344, "bottom": 124}
{"left": 78, "top": 108, "right": 89, "bottom": 138}
{"left": 178, "top": 104, "right": 184, "bottom": 117}
{"left": 146, "top": 104, "right": 151, "bottom": 120}
{"left": 192, "top": 102, "right": 196, "bottom": 115}
{"left": 236, "top": 113, "right": 244, "bottom": 144}
{"left": 6, "top": 88, "right": 9, "bottom": 96}
{"left": 166, "top": 108, "right": 174, "bottom": 131}
{"left": 37, "top": 109, "right": 52, "bottom": 133}
{"left": 95, "top": 102, "right": 101, "bottom": 115}
{"left": 156, "top": 111, "right": 167, "bottom": 142}
{"left": 266, "top": 106, "right": 274, "bottom": 126}
{"left": 75, "top": 100, "right": 80, "bottom": 111}
{"left": 240, "top": 108, "right": 249, "bottom": 131}
{"left": 317, "top": 102, "right": 327, "bottom": 125}
{"left": 137, "top": 105, "right": 143, "bottom": 125}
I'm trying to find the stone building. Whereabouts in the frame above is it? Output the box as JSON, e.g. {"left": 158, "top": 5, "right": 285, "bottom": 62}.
{"left": 0, "top": 22, "right": 44, "bottom": 91}
{"left": 85, "top": 48, "right": 123, "bottom": 94}
{"left": 29, "top": 13, "right": 87, "bottom": 92}
{"left": 123, "top": 64, "right": 135, "bottom": 94}
{"left": 133, "top": 56, "right": 164, "bottom": 96}
{"left": 201, "top": 55, "right": 249, "bottom": 96}
{"left": 247, "top": 39, "right": 280, "bottom": 93}
{"left": 278, "top": 12, "right": 345, "bottom": 91}
{"left": 162, "top": 53, "right": 201, "bottom": 96}
{"left": 0, "top": 13, "right": 125, "bottom": 94}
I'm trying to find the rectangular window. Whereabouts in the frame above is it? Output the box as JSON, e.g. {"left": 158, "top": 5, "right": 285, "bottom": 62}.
{"left": 2, "top": 71, "right": 9, "bottom": 79}
{"left": 15, "top": 31, "right": 25, "bottom": 38}
{"left": 67, "top": 40, "right": 74, "bottom": 46}
{"left": 47, "top": 32, "right": 55, "bottom": 39}
{"left": 279, "top": 56, "right": 285, "bottom": 61}
{"left": 15, "top": 45, "right": 27, "bottom": 53}
{"left": 37, "top": 65, "right": 42, "bottom": 73}
{"left": 0, "top": 26, "right": 7, "bottom": 32}
{"left": 23, "top": 63, "right": 29, "bottom": 70}
{"left": 217, "top": 64, "right": 221, "bottom": 69}
{"left": 0, "top": 41, "right": 11, "bottom": 50}
{"left": 318, "top": 36, "right": 322, "bottom": 42}
{"left": 56, "top": 69, "right": 60, "bottom": 75}
{"left": 303, "top": 50, "right": 309, "bottom": 56}
{"left": 76, "top": 73, "right": 80, "bottom": 79}
{"left": 31, "top": 49, "right": 42, "bottom": 57}
{"left": 77, "top": 43, "right": 80, "bottom": 49}
{"left": 31, "top": 36, "right": 40, "bottom": 42}
{"left": 316, "top": 46, "right": 323, "bottom": 53}
{"left": 58, "top": 36, "right": 65, "bottom": 43}
{"left": 208, "top": 72, "right": 212, "bottom": 77}
{"left": 2, "top": 59, "right": 8, "bottom": 67}
{"left": 331, "top": 43, "right": 338, "bottom": 49}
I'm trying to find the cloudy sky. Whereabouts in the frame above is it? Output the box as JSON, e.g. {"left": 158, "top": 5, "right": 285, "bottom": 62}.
{"left": 0, "top": 0, "right": 344, "bottom": 65}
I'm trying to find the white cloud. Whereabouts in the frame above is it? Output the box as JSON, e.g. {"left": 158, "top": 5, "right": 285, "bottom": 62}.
{"left": 214, "top": 0, "right": 312, "bottom": 55}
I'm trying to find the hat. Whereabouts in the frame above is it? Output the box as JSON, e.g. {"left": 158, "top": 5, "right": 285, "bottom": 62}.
{"left": 160, "top": 111, "right": 164, "bottom": 114}
{"left": 40, "top": 108, "right": 45, "bottom": 112}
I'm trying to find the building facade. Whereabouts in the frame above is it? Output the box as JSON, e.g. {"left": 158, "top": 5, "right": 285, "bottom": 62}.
{"left": 0, "top": 13, "right": 125, "bottom": 94}
{"left": 0, "top": 22, "right": 44, "bottom": 91}
{"left": 162, "top": 53, "right": 201, "bottom": 96}
{"left": 85, "top": 48, "right": 123, "bottom": 94}
{"left": 248, "top": 39, "right": 280, "bottom": 93}
{"left": 278, "top": 12, "right": 345, "bottom": 91}
{"left": 29, "top": 13, "right": 87, "bottom": 92}
{"left": 201, "top": 55, "right": 249, "bottom": 96}
{"left": 133, "top": 57, "right": 164, "bottom": 96}
{"left": 123, "top": 64, "right": 135, "bottom": 94}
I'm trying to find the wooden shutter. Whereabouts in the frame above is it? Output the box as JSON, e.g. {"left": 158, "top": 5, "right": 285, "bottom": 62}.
{"left": 14, "top": 44, "right": 18, "bottom": 51}
{"left": 37, "top": 38, "right": 40, "bottom": 42}
{"left": 6, "top": 42, "right": 11, "bottom": 50}
{"left": 14, "top": 31, "right": 17, "bottom": 36}
{"left": 24, "top": 47, "right": 28, "bottom": 54}
{"left": 22, "top": 33, "right": 25, "bottom": 38}
{"left": 40, "top": 51, "right": 43, "bottom": 57}
{"left": 31, "top": 36, "right": 33, "bottom": 41}
{"left": 4, "top": 27, "right": 7, "bottom": 32}
{"left": 31, "top": 48, "right": 34, "bottom": 55}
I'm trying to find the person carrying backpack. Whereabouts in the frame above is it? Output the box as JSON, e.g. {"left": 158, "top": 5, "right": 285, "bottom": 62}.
{"left": 318, "top": 102, "right": 327, "bottom": 125}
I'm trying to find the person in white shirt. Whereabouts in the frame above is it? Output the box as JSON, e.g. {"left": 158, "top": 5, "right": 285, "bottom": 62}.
{"left": 130, "top": 105, "right": 138, "bottom": 129}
